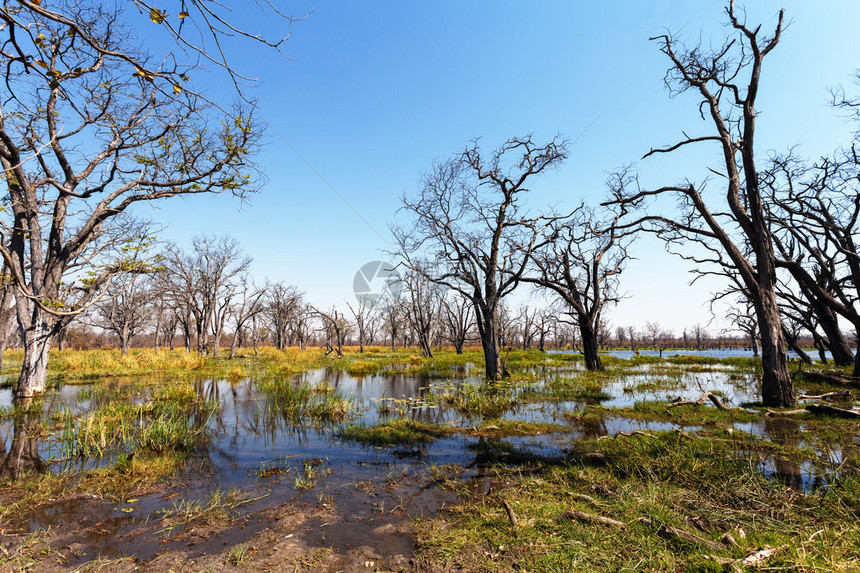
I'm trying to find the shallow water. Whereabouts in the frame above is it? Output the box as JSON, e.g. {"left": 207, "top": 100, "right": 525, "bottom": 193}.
{"left": 0, "top": 361, "right": 856, "bottom": 559}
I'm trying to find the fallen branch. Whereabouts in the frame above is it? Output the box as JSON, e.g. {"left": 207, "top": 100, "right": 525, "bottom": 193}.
{"left": 613, "top": 430, "right": 656, "bottom": 439}
{"left": 671, "top": 428, "right": 702, "bottom": 440}
{"left": 572, "top": 493, "right": 599, "bottom": 505}
{"left": 798, "top": 391, "right": 851, "bottom": 400}
{"left": 705, "top": 544, "right": 787, "bottom": 572}
{"left": 658, "top": 525, "right": 724, "bottom": 551}
{"left": 764, "top": 409, "right": 808, "bottom": 417}
{"left": 500, "top": 499, "right": 518, "bottom": 528}
{"left": 741, "top": 545, "right": 787, "bottom": 566}
{"left": 555, "top": 510, "right": 626, "bottom": 529}
{"left": 666, "top": 391, "right": 727, "bottom": 411}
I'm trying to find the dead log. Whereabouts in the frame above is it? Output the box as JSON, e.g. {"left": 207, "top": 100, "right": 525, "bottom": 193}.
{"left": 805, "top": 403, "right": 860, "bottom": 419}
{"left": 658, "top": 525, "right": 724, "bottom": 551}
{"left": 666, "top": 391, "right": 727, "bottom": 411}
{"left": 555, "top": 510, "right": 626, "bottom": 529}
{"left": 796, "top": 371, "right": 860, "bottom": 388}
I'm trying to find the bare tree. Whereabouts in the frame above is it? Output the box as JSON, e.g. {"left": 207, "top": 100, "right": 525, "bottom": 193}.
{"left": 764, "top": 149, "right": 860, "bottom": 372}
{"left": 265, "top": 283, "right": 304, "bottom": 351}
{"left": 378, "top": 296, "right": 404, "bottom": 352}
{"left": 607, "top": 3, "right": 794, "bottom": 406}
{"left": 401, "top": 267, "right": 442, "bottom": 358}
{"left": 347, "top": 296, "right": 377, "bottom": 354}
{"left": 90, "top": 276, "right": 152, "bottom": 355}
{"left": 314, "top": 307, "right": 349, "bottom": 358}
{"left": 227, "top": 275, "right": 266, "bottom": 359}
{"left": 394, "top": 136, "right": 567, "bottom": 379}
{"left": 524, "top": 199, "right": 632, "bottom": 370}
{"left": 159, "top": 237, "right": 251, "bottom": 356}
{"left": 441, "top": 293, "right": 474, "bottom": 354}
{"left": 644, "top": 321, "right": 662, "bottom": 350}
{"left": 725, "top": 298, "right": 759, "bottom": 357}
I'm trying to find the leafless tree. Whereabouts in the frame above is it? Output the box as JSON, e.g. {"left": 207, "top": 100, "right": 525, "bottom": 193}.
{"left": 535, "top": 309, "right": 555, "bottom": 352}
{"left": 90, "top": 275, "right": 152, "bottom": 354}
{"left": 227, "top": 275, "right": 266, "bottom": 359}
{"left": 724, "top": 298, "right": 759, "bottom": 357}
{"left": 615, "top": 326, "right": 628, "bottom": 349}
{"left": 313, "top": 306, "right": 349, "bottom": 358}
{"left": 378, "top": 296, "right": 404, "bottom": 352}
{"left": 159, "top": 236, "right": 251, "bottom": 356}
{"left": 764, "top": 149, "right": 860, "bottom": 372}
{"left": 524, "top": 197, "right": 632, "bottom": 370}
{"left": 516, "top": 304, "right": 537, "bottom": 350}
{"left": 644, "top": 321, "right": 662, "bottom": 350}
{"left": 0, "top": 5, "right": 264, "bottom": 397}
{"left": 441, "top": 292, "right": 474, "bottom": 354}
{"left": 265, "top": 282, "right": 304, "bottom": 351}
{"left": 692, "top": 324, "right": 708, "bottom": 351}
{"left": 606, "top": 3, "right": 794, "bottom": 406}
{"left": 347, "top": 296, "right": 377, "bottom": 353}
{"left": 0, "top": 265, "right": 16, "bottom": 371}
{"left": 401, "top": 266, "right": 442, "bottom": 358}
{"left": 394, "top": 136, "right": 567, "bottom": 379}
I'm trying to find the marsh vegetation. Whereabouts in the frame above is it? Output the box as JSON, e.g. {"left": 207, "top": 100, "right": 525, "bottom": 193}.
{"left": 0, "top": 346, "right": 856, "bottom": 571}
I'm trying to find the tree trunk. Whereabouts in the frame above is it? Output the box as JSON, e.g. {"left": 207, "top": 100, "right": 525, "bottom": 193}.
{"left": 756, "top": 295, "right": 794, "bottom": 407}
{"left": 579, "top": 319, "right": 603, "bottom": 371}
{"left": 16, "top": 316, "right": 55, "bottom": 398}
{"left": 813, "top": 303, "right": 854, "bottom": 366}
{"left": 750, "top": 331, "right": 760, "bottom": 357}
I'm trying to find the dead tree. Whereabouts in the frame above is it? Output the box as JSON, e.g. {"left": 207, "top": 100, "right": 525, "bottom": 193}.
{"left": 314, "top": 307, "right": 348, "bottom": 358}
{"left": 724, "top": 298, "right": 759, "bottom": 357}
{"left": 523, "top": 198, "right": 632, "bottom": 371}
{"left": 347, "top": 296, "right": 377, "bottom": 353}
{"left": 90, "top": 276, "right": 152, "bottom": 355}
{"left": 265, "top": 283, "right": 304, "bottom": 351}
{"left": 401, "top": 266, "right": 442, "bottom": 358}
{"left": 394, "top": 136, "right": 567, "bottom": 379}
{"left": 606, "top": 3, "right": 794, "bottom": 406}
{"left": 764, "top": 150, "right": 860, "bottom": 372}
{"left": 228, "top": 276, "right": 266, "bottom": 359}
{"left": 442, "top": 293, "right": 475, "bottom": 354}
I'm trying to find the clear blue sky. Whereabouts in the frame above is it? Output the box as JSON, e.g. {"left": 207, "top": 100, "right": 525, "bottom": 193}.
{"left": 133, "top": 1, "right": 860, "bottom": 334}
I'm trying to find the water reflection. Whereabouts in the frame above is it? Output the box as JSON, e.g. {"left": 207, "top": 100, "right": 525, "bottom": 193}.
{"left": 0, "top": 399, "right": 46, "bottom": 479}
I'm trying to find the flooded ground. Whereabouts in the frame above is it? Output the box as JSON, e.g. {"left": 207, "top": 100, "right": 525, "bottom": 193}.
{"left": 0, "top": 355, "right": 857, "bottom": 570}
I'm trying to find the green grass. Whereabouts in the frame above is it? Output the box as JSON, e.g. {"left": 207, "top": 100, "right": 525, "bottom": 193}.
{"left": 339, "top": 419, "right": 454, "bottom": 445}
{"left": 414, "top": 431, "right": 860, "bottom": 571}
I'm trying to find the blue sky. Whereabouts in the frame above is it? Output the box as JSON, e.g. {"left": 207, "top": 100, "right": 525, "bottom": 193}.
{"left": 134, "top": 1, "right": 860, "bottom": 334}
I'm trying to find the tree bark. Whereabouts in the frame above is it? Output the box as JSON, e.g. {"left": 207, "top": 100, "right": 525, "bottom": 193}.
{"left": 579, "top": 319, "right": 603, "bottom": 371}
{"left": 757, "top": 295, "right": 794, "bottom": 407}
{"left": 16, "top": 314, "right": 55, "bottom": 398}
